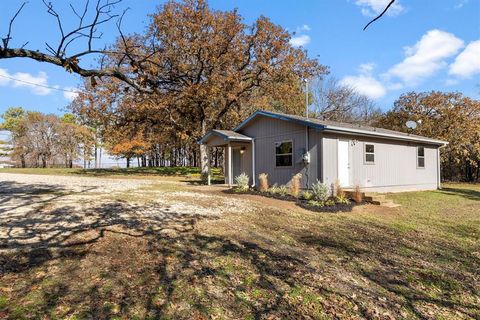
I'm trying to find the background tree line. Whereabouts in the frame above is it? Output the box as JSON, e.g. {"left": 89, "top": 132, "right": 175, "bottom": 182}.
{"left": 0, "top": 0, "right": 478, "bottom": 181}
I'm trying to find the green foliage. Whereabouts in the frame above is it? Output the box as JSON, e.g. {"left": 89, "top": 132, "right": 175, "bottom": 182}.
{"left": 311, "top": 180, "right": 330, "bottom": 201}
{"left": 307, "top": 200, "right": 325, "bottom": 207}
{"left": 60, "top": 113, "right": 77, "bottom": 124}
{"left": 269, "top": 184, "right": 289, "bottom": 196}
{"left": 0, "top": 107, "right": 25, "bottom": 131}
{"left": 301, "top": 190, "right": 314, "bottom": 201}
{"left": 335, "top": 195, "right": 350, "bottom": 204}
{"left": 325, "top": 199, "right": 336, "bottom": 206}
{"left": 234, "top": 173, "right": 250, "bottom": 191}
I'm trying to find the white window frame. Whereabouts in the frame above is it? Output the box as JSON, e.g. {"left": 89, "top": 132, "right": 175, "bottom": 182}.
{"left": 417, "top": 146, "right": 425, "bottom": 169}
{"left": 274, "top": 140, "right": 293, "bottom": 168}
{"left": 364, "top": 143, "right": 375, "bottom": 164}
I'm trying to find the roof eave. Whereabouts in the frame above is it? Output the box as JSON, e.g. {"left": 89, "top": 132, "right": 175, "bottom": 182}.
{"left": 323, "top": 126, "right": 448, "bottom": 146}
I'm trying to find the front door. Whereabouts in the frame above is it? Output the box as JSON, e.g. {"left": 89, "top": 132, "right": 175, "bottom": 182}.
{"left": 337, "top": 140, "right": 350, "bottom": 187}
{"left": 232, "top": 149, "right": 241, "bottom": 180}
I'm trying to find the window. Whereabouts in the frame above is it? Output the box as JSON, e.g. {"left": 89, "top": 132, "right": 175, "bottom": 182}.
{"left": 275, "top": 140, "right": 293, "bottom": 167}
{"left": 417, "top": 146, "right": 425, "bottom": 168}
{"left": 364, "top": 143, "right": 375, "bottom": 164}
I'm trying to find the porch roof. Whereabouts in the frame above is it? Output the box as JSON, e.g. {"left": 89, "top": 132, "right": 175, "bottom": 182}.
{"left": 199, "top": 129, "right": 252, "bottom": 145}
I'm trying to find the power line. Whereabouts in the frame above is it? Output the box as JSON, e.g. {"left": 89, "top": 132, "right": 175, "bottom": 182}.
{"left": 0, "top": 74, "right": 79, "bottom": 93}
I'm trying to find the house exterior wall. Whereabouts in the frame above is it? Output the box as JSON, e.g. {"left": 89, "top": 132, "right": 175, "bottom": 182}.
{"left": 231, "top": 114, "right": 441, "bottom": 192}
{"left": 321, "top": 133, "right": 440, "bottom": 192}
{"left": 238, "top": 115, "right": 315, "bottom": 187}
{"left": 223, "top": 142, "right": 253, "bottom": 185}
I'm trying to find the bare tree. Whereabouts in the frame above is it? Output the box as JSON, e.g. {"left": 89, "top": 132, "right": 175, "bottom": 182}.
{"left": 311, "top": 77, "right": 382, "bottom": 124}
{"left": 0, "top": 0, "right": 144, "bottom": 89}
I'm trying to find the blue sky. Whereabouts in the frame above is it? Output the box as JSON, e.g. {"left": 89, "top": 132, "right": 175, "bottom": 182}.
{"left": 0, "top": 0, "right": 479, "bottom": 116}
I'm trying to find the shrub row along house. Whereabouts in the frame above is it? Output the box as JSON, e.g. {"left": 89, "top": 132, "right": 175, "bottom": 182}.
{"left": 199, "top": 110, "right": 448, "bottom": 192}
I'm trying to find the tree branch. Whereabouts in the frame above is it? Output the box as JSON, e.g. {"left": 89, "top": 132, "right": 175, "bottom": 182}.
{"left": 363, "top": 0, "right": 396, "bottom": 30}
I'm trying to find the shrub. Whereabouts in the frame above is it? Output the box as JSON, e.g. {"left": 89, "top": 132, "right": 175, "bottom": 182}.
{"left": 311, "top": 180, "right": 330, "bottom": 201}
{"left": 352, "top": 184, "right": 363, "bottom": 203}
{"left": 334, "top": 179, "right": 345, "bottom": 198}
{"left": 289, "top": 173, "right": 302, "bottom": 197}
{"left": 258, "top": 173, "right": 269, "bottom": 192}
{"left": 325, "top": 199, "right": 336, "bottom": 206}
{"left": 269, "top": 184, "right": 289, "bottom": 196}
{"left": 235, "top": 173, "right": 250, "bottom": 191}
{"left": 307, "top": 200, "right": 325, "bottom": 207}
{"left": 335, "top": 195, "right": 350, "bottom": 204}
{"left": 301, "top": 190, "right": 314, "bottom": 201}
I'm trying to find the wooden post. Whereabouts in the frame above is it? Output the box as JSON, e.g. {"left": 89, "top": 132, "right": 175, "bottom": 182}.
{"left": 228, "top": 143, "right": 232, "bottom": 186}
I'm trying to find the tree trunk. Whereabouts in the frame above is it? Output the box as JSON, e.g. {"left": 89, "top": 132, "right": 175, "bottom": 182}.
{"left": 69, "top": 160, "right": 73, "bottom": 168}
{"left": 200, "top": 119, "right": 209, "bottom": 175}
{"left": 126, "top": 157, "right": 130, "bottom": 168}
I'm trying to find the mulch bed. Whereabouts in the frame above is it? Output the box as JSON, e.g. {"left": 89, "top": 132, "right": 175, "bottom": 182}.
{"left": 224, "top": 188, "right": 360, "bottom": 213}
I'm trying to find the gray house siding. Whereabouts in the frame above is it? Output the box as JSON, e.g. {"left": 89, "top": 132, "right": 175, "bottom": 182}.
{"left": 321, "top": 133, "right": 439, "bottom": 192}
{"left": 239, "top": 115, "right": 313, "bottom": 187}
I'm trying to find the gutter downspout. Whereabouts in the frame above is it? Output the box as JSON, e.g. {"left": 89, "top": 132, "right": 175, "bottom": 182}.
{"left": 251, "top": 139, "right": 256, "bottom": 188}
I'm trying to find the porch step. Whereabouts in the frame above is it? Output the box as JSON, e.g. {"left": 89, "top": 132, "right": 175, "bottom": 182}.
{"left": 345, "top": 191, "right": 400, "bottom": 207}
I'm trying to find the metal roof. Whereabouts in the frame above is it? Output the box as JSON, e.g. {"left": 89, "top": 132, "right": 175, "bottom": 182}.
{"left": 234, "top": 110, "right": 448, "bottom": 146}
{"left": 198, "top": 129, "right": 252, "bottom": 144}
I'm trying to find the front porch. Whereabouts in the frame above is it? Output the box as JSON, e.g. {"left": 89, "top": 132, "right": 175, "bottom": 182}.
{"left": 199, "top": 130, "right": 254, "bottom": 186}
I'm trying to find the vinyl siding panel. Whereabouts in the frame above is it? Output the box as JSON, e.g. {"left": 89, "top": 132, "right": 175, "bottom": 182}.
{"left": 239, "top": 115, "right": 317, "bottom": 187}
{"left": 322, "top": 133, "right": 439, "bottom": 192}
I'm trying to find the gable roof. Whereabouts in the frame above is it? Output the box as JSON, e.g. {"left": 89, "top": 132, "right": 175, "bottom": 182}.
{"left": 198, "top": 129, "right": 252, "bottom": 145}
{"left": 235, "top": 110, "right": 448, "bottom": 146}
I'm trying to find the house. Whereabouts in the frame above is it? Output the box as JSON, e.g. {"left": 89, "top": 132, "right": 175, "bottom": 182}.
{"left": 199, "top": 110, "right": 448, "bottom": 192}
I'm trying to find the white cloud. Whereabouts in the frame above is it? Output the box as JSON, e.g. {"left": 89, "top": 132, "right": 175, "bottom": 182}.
{"left": 289, "top": 34, "right": 311, "bottom": 47}
{"left": 385, "top": 29, "right": 464, "bottom": 85}
{"left": 454, "top": 0, "right": 468, "bottom": 9}
{"left": 355, "top": 0, "right": 404, "bottom": 17}
{"left": 63, "top": 87, "right": 80, "bottom": 101}
{"left": 0, "top": 69, "right": 53, "bottom": 95}
{"left": 299, "top": 24, "right": 311, "bottom": 31}
{"left": 340, "top": 63, "right": 387, "bottom": 99}
{"left": 448, "top": 40, "right": 480, "bottom": 78}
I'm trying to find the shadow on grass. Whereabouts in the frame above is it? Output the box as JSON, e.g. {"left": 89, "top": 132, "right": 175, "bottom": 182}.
{"left": 296, "top": 220, "right": 480, "bottom": 319}
{"left": 439, "top": 187, "right": 480, "bottom": 201}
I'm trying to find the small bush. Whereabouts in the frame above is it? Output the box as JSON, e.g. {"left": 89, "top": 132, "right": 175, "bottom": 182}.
{"left": 335, "top": 195, "right": 350, "bottom": 204}
{"left": 325, "top": 199, "right": 336, "bottom": 206}
{"left": 235, "top": 173, "right": 250, "bottom": 191}
{"left": 307, "top": 200, "right": 325, "bottom": 207}
{"left": 269, "top": 184, "right": 289, "bottom": 196}
{"left": 352, "top": 184, "right": 363, "bottom": 203}
{"left": 334, "top": 179, "right": 345, "bottom": 198}
{"left": 301, "top": 190, "right": 314, "bottom": 200}
{"left": 290, "top": 173, "right": 302, "bottom": 197}
{"left": 258, "top": 173, "right": 269, "bottom": 192}
{"left": 311, "top": 180, "right": 330, "bottom": 201}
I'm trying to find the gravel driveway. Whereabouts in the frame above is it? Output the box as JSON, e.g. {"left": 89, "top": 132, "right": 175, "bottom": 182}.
{"left": 0, "top": 173, "right": 253, "bottom": 253}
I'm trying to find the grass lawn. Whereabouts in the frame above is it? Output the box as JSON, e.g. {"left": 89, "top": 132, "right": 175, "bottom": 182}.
{"left": 0, "top": 166, "right": 224, "bottom": 181}
{"left": 0, "top": 181, "right": 478, "bottom": 319}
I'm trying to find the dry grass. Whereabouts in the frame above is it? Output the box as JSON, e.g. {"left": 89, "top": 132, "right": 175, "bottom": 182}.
{"left": 334, "top": 179, "right": 346, "bottom": 198}
{"left": 0, "top": 178, "right": 479, "bottom": 319}
{"left": 289, "top": 173, "right": 302, "bottom": 197}
{"left": 258, "top": 173, "right": 269, "bottom": 192}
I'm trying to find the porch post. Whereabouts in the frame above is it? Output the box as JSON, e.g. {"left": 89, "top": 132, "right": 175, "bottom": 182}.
{"left": 207, "top": 146, "right": 211, "bottom": 186}
{"left": 228, "top": 143, "right": 233, "bottom": 186}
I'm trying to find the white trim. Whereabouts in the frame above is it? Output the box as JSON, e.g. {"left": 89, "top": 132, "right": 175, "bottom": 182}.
{"left": 324, "top": 127, "right": 447, "bottom": 145}
{"left": 417, "top": 146, "right": 425, "bottom": 169}
{"left": 364, "top": 142, "right": 375, "bottom": 165}
{"left": 228, "top": 143, "right": 233, "bottom": 186}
